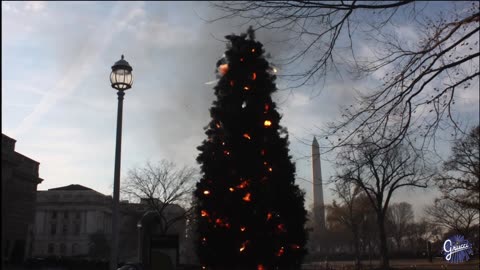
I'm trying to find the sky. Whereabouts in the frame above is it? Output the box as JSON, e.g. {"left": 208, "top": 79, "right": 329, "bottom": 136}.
{"left": 2, "top": 1, "right": 479, "bottom": 220}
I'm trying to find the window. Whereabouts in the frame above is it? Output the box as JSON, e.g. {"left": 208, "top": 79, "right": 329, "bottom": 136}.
{"left": 48, "top": 243, "right": 54, "bottom": 254}
{"left": 64, "top": 211, "right": 69, "bottom": 219}
{"left": 72, "top": 243, "right": 79, "bottom": 255}
{"left": 75, "top": 212, "right": 81, "bottom": 219}
{"left": 74, "top": 223, "right": 81, "bottom": 235}
{"left": 60, "top": 243, "right": 66, "bottom": 255}
{"left": 51, "top": 211, "right": 57, "bottom": 219}
{"left": 4, "top": 240, "right": 9, "bottom": 256}
{"left": 50, "top": 224, "right": 56, "bottom": 235}
{"left": 62, "top": 224, "right": 68, "bottom": 234}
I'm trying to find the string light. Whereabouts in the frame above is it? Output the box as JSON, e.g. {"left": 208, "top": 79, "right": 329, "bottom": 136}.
{"left": 267, "top": 213, "right": 272, "bottom": 221}
{"left": 229, "top": 187, "right": 235, "bottom": 192}
{"left": 203, "top": 190, "right": 210, "bottom": 195}
{"left": 237, "top": 180, "right": 249, "bottom": 189}
{"left": 244, "top": 86, "right": 250, "bottom": 91}
{"left": 230, "top": 81, "right": 235, "bottom": 87}
{"left": 252, "top": 48, "right": 255, "bottom": 53}
{"left": 240, "top": 58, "right": 244, "bottom": 62}
{"left": 252, "top": 72, "right": 257, "bottom": 80}
{"left": 243, "top": 193, "right": 251, "bottom": 202}
{"left": 216, "top": 123, "right": 221, "bottom": 128}
{"left": 291, "top": 244, "right": 300, "bottom": 249}
{"left": 277, "top": 224, "right": 286, "bottom": 232}
{"left": 224, "top": 150, "right": 230, "bottom": 156}
{"left": 201, "top": 210, "right": 208, "bottom": 217}
{"left": 276, "top": 247, "right": 285, "bottom": 257}
{"left": 240, "top": 226, "right": 246, "bottom": 232}
{"left": 257, "top": 264, "right": 264, "bottom": 270}
{"left": 264, "top": 104, "right": 270, "bottom": 112}
{"left": 240, "top": 241, "right": 249, "bottom": 252}
{"left": 264, "top": 120, "right": 272, "bottom": 127}
{"left": 243, "top": 133, "right": 251, "bottom": 140}
{"left": 268, "top": 167, "right": 273, "bottom": 172}
{"left": 261, "top": 149, "right": 266, "bottom": 155}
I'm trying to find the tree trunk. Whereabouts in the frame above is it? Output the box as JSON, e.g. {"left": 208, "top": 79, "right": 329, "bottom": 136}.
{"left": 377, "top": 213, "right": 390, "bottom": 269}
{"left": 353, "top": 227, "right": 361, "bottom": 270}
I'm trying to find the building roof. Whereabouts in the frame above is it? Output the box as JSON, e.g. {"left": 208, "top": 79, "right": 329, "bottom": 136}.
{"left": 48, "top": 184, "right": 94, "bottom": 191}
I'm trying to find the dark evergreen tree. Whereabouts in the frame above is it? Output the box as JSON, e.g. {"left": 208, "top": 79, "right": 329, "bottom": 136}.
{"left": 194, "top": 29, "right": 307, "bottom": 270}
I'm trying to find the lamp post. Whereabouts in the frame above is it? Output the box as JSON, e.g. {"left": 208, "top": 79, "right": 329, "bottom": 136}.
{"left": 109, "top": 55, "right": 133, "bottom": 270}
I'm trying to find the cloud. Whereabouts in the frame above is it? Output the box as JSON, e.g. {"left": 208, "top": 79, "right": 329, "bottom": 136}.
{"left": 11, "top": 2, "right": 145, "bottom": 137}
{"left": 24, "top": 1, "right": 46, "bottom": 12}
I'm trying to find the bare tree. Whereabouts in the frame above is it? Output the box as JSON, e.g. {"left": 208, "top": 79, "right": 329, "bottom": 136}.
{"left": 327, "top": 182, "right": 363, "bottom": 269}
{"left": 211, "top": 1, "right": 479, "bottom": 151}
{"left": 437, "top": 125, "right": 480, "bottom": 210}
{"left": 334, "top": 141, "right": 432, "bottom": 269}
{"left": 385, "top": 202, "right": 414, "bottom": 251}
{"left": 425, "top": 198, "right": 479, "bottom": 239}
{"left": 121, "top": 160, "right": 198, "bottom": 235}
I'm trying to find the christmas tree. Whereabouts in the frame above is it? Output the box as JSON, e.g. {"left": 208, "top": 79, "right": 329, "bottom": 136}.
{"left": 194, "top": 28, "right": 307, "bottom": 270}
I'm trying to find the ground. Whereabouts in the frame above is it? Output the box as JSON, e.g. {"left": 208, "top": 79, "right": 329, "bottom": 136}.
{"left": 302, "top": 258, "right": 479, "bottom": 270}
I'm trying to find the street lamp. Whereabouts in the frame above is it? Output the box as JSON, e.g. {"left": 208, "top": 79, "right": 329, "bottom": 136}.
{"left": 109, "top": 55, "right": 133, "bottom": 270}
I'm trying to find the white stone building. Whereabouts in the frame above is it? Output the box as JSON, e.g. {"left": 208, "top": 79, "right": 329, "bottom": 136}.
{"left": 31, "top": 184, "right": 113, "bottom": 257}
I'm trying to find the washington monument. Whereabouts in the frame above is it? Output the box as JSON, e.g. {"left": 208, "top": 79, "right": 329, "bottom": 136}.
{"left": 312, "top": 136, "right": 325, "bottom": 230}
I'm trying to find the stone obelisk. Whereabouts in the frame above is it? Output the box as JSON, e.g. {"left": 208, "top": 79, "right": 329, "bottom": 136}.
{"left": 312, "top": 136, "right": 325, "bottom": 231}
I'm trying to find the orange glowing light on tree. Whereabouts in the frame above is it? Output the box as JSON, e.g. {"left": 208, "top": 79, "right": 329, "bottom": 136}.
{"left": 264, "top": 120, "right": 272, "bottom": 127}
{"left": 261, "top": 149, "right": 266, "bottom": 155}
{"left": 203, "top": 190, "right": 210, "bottom": 195}
{"left": 240, "top": 226, "right": 246, "bottom": 232}
{"left": 243, "top": 133, "right": 251, "bottom": 140}
{"left": 251, "top": 48, "right": 255, "bottom": 53}
{"left": 202, "top": 266, "right": 206, "bottom": 270}
{"left": 230, "top": 80, "right": 234, "bottom": 87}
{"left": 264, "top": 104, "right": 270, "bottom": 111}
{"left": 229, "top": 187, "right": 235, "bottom": 192}
{"left": 257, "top": 264, "right": 265, "bottom": 270}
{"left": 224, "top": 150, "right": 230, "bottom": 156}
{"left": 239, "top": 241, "right": 248, "bottom": 252}
{"left": 225, "top": 223, "right": 231, "bottom": 229}
{"left": 215, "top": 218, "right": 222, "bottom": 225}
{"left": 218, "top": 64, "right": 229, "bottom": 75}
{"left": 216, "top": 123, "right": 221, "bottom": 128}
{"left": 240, "top": 58, "right": 244, "bottom": 62}
{"left": 201, "top": 210, "right": 208, "bottom": 217}
{"left": 267, "top": 213, "right": 272, "bottom": 221}
{"left": 252, "top": 72, "right": 257, "bottom": 80}
{"left": 244, "top": 86, "right": 250, "bottom": 91}
{"left": 243, "top": 193, "right": 251, "bottom": 202}
{"left": 268, "top": 167, "right": 273, "bottom": 172}
{"left": 276, "top": 247, "right": 285, "bottom": 257}
{"left": 237, "top": 180, "right": 249, "bottom": 189}
{"left": 277, "top": 224, "right": 286, "bottom": 232}
{"left": 202, "top": 237, "right": 207, "bottom": 242}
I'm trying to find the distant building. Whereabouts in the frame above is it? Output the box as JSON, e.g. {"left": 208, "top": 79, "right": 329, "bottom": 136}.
{"left": 32, "top": 184, "right": 114, "bottom": 258}
{"left": 1, "top": 134, "right": 43, "bottom": 264}
{"left": 31, "top": 184, "right": 187, "bottom": 265}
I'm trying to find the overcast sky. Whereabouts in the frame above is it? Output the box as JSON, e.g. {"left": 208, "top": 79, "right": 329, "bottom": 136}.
{"left": 2, "top": 1, "right": 478, "bottom": 219}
